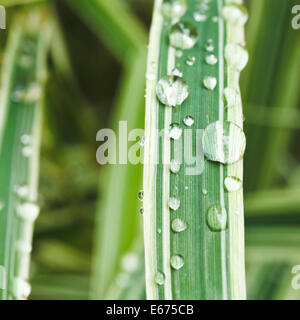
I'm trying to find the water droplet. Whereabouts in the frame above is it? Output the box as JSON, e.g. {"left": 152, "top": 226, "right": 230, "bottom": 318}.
{"left": 24, "top": 82, "right": 42, "bottom": 103}
{"left": 205, "top": 54, "right": 218, "bottom": 65}
{"left": 193, "top": 12, "right": 207, "bottom": 22}
{"left": 16, "top": 203, "right": 40, "bottom": 222}
{"left": 138, "top": 190, "right": 144, "bottom": 201}
{"left": 13, "top": 278, "right": 31, "bottom": 299}
{"left": 22, "top": 146, "right": 32, "bottom": 158}
{"left": 20, "top": 134, "right": 31, "bottom": 145}
{"left": 203, "top": 76, "right": 217, "bottom": 90}
{"left": 11, "top": 85, "right": 26, "bottom": 103}
{"left": 169, "top": 123, "right": 182, "bottom": 140}
{"left": 225, "top": 43, "right": 248, "bottom": 71}
{"left": 212, "top": 16, "right": 219, "bottom": 23}
{"left": 203, "top": 120, "right": 246, "bottom": 164}
{"left": 161, "top": 0, "right": 187, "bottom": 19}
{"left": 205, "top": 39, "right": 214, "bottom": 52}
{"left": 224, "top": 87, "right": 241, "bottom": 108}
{"left": 176, "top": 50, "right": 183, "bottom": 58}
{"left": 183, "top": 115, "right": 194, "bottom": 127}
{"left": 121, "top": 252, "right": 139, "bottom": 272}
{"left": 172, "top": 218, "right": 187, "bottom": 232}
{"left": 14, "top": 185, "right": 29, "bottom": 199}
{"left": 202, "top": 188, "right": 208, "bottom": 195}
{"left": 156, "top": 75, "right": 189, "bottom": 107}
{"left": 157, "top": 228, "right": 162, "bottom": 234}
{"left": 170, "top": 255, "right": 184, "bottom": 270}
{"left": 139, "top": 136, "right": 145, "bottom": 146}
{"left": 169, "top": 21, "right": 199, "bottom": 50}
{"left": 185, "top": 186, "right": 188, "bottom": 190}
{"left": 207, "top": 205, "right": 227, "bottom": 231}
{"left": 170, "top": 159, "right": 181, "bottom": 173}
{"left": 168, "top": 197, "right": 180, "bottom": 211}
{"left": 146, "top": 73, "right": 155, "bottom": 80}
{"left": 0, "top": 266, "right": 6, "bottom": 290}
{"left": 140, "top": 207, "right": 144, "bottom": 215}
{"left": 155, "top": 272, "right": 165, "bottom": 285}
{"left": 222, "top": 4, "right": 248, "bottom": 26}
{"left": 186, "top": 56, "right": 196, "bottom": 66}
{"left": 171, "top": 68, "right": 183, "bottom": 77}
{"left": 224, "top": 176, "right": 242, "bottom": 192}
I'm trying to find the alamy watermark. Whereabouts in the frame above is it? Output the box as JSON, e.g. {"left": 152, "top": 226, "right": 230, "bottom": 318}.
{"left": 292, "top": 5, "right": 300, "bottom": 30}
{"left": 96, "top": 121, "right": 205, "bottom": 176}
{"left": 291, "top": 265, "right": 300, "bottom": 290}
{"left": 0, "top": 5, "right": 5, "bottom": 30}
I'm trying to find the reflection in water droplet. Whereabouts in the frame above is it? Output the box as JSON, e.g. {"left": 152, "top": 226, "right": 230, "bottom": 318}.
{"left": 205, "top": 54, "right": 218, "bottom": 65}
{"left": 222, "top": 4, "right": 248, "bottom": 26}
{"left": 203, "top": 120, "right": 246, "bottom": 164}
{"left": 205, "top": 39, "right": 214, "bottom": 52}
{"left": 161, "top": 0, "right": 187, "bottom": 19}
{"left": 169, "top": 21, "right": 199, "bottom": 50}
{"left": 138, "top": 190, "right": 144, "bottom": 201}
{"left": 203, "top": 76, "right": 217, "bottom": 90}
{"left": 183, "top": 115, "right": 194, "bottom": 127}
{"left": 168, "top": 197, "right": 180, "bottom": 211}
{"left": 186, "top": 56, "right": 196, "bottom": 66}
{"left": 207, "top": 205, "right": 227, "bottom": 231}
{"left": 169, "top": 123, "right": 182, "bottom": 140}
{"left": 172, "top": 218, "right": 187, "bottom": 233}
{"left": 224, "top": 176, "right": 242, "bottom": 192}
{"left": 170, "top": 255, "right": 184, "bottom": 270}
{"left": 225, "top": 43, "right": 248, "bottom": 71}
{"left": 155, "top": 272, "right": 165, "bottom": 285}
{"left": 170, "top": 159, "right": 181, "bottom": 173}
{"left": 156, "top": 76, "right": 189, "bottom": 107}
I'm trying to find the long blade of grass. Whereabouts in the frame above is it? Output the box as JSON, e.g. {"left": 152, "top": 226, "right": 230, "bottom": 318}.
{"left": 0, "top": 11, "right": 51, "bottom": 300}
{"left": 143, "top": 0, "right": 248, "bottom": 299}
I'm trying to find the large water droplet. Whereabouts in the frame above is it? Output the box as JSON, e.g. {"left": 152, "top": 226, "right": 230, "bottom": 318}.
{"left": 168, "top": 197, "right": 180, "bottom": 211}
{"left": 205, "top": 39, "right": 214, "bottom": 52}
{"left": 183, "top": 115, "right": 194, "bottom": 127}
{"left": 169, "top": 22, "right": 199, "bottom": 50}
{"left": 161, "top": 0, "right": 187, "bottom": 19}
{"left": 170, "top": 159, "right": 181, "bottom": 173}
{"left": 203, "top": 76, "right": 217, "bottom": 90}
{"left": 169, "top": 123, "right": 182, "bottom": 140}
{"left": 222, "top": 4, "right": 248, "bottom": 26}
{"left": 172, "top": 218, "right": 187, "bottom": 233}
{"left": 207, "top": 205, "right": 227, "bottom": 231}
{"left": 155, "top": 272, "right": 165, "bottom": 285}
{"left": 225, "top": 43, "right": 248, "bottom": 71}
{"left": 170, "top": 255, "right": 184, "bottom": 270}
{"left": 224, "top": 176, "right": 242, "bottom": 192}
{"left": 203, "top": 120, "right": 246, "bottom": 164}
{"left": 205, "top": 54, "right": 218, "bottom": 65}
{"left": 156, "top": 75, "right": 189, "bottom": 107}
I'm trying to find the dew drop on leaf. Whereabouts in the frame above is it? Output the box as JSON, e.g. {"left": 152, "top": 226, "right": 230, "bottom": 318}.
{"left": 207, "top": 205, "right": 227, "bottom": 232}
{"left": 168, "top": 197, "right": 180, "bottom": 211}
{"left": 155, "top": 272, "right": 165, "bottom": 285}
{"left": 169, "top": 21, "right": 199, "bottom": 50}
{"left": 203, "top": 76, "right": 217, "bottom": 90}
{"left": 172, "top": 218, "right": 187, "bottom": 233}
{"left": 169, "top": 123, "right": 183, "bottom": 140}
{"left": 170, "top": 255, "right": 184, "bottom": 270}
{"left": 224, "top": 176, "right": 242, "bottom": 192}
{"left": 161, "top": 0, "right": 187, "bottom": 19}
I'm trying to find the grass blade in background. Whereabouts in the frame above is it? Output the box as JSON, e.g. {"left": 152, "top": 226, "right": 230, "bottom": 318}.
{"left": 143, "top": 0, "right": 248, "bottom": 299}
{"left": 0, "top": 11, "right": 51, "bottom": 299}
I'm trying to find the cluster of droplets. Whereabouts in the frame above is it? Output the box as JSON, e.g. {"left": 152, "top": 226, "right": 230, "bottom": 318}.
{"left": 151, "top": 0, "right": 249, "bottom": 287}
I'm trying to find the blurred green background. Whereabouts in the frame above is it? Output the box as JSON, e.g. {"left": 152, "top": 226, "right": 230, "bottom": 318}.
{"left": 1, "top": 0, "right": 300, "bottom": 300}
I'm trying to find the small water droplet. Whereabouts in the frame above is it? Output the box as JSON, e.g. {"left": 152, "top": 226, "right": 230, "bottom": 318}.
{"left": 169, "top": 123, "right": 182, "bottom": 140}
{"left": 16, "top": 203, "right": 40, "bottom": 222}
{"left": 225, "top": 43, "right": 248, "bottom": 71}
{"left": 121, "top": 252, "right": 139, "bottom": 272}
{"left": 170, "top": 159, "right": 181, "bottom": 173}
{"left": 202, "top": 188, "right": 208, "bottom": 195}
{"left": 172, "top": 218, "right": 187, "bottom": 233}
{"left": 170, "top": 255, "right": 184, "bottom": 270}
{"left": 186, "top": 56, "right": 196, "bottom": 66}
{"left": 203, "top": 76, "right": 217, "bottom": 90}
{"left": 169, "top": 21, "right": 199, "bottom": 50}
{"left": 22, "top": 146, "right": 32, "bottom": 158}
{"left": 24, "top": 82, "right": 42, "bottom": 103}
{"left": 185, "top": 186, "right": 188, "bottom": 190}
{"left": 161, "top": 0, "right": 187, "bottom": 19}
{"left": 224, "top": 176, "right": 242, "bottom": 192}
{"left": 222, "top": 4, "right": 248, "bottom": 26}
{"left": 157, "top": 228, "right": 162, "bottom": 234}
{"left": 20, "top": 134, "right": 31, "bottom": 145}
{"left": 168, "top": 197, "right": 180, "bottom": 211}
{"left": 156, "top": 75, "right": 189, "bottom": 107}
{"left": 138, "top": 190, "right": 144, "bottom": 201}
{"left": 176, "top": 50, "right": 183, "bottom": 58}
{"left": 205, "top": 39, "right": 214, "bottom": 52}
{"left": 155, "top": 272, "right": 165, "bottom": 285}
{"left": 140, "top": 207, "right": 144, "bottom": 215}
{"left": 193, "top": 12, "right": 207, "bottom": 22}
{"left": 183, "top": 115, "right": 194, "bottom": 127}
{"left": 207, "top": 205, "right": 227, "bottom": 231}
{"left": 205, "top": 54, "right": 218, "bottom": 65}
{"left": 203, "top": 120, "right": 246, "bottom": 164}
{"left": 212, "top": 16, "right": 219, "bottom": 23}
{"left": 171, "top": 68, "right": 183, "bottom": 77}
{"left": 14, "top": 185, "right": 29, "bottom": 199}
